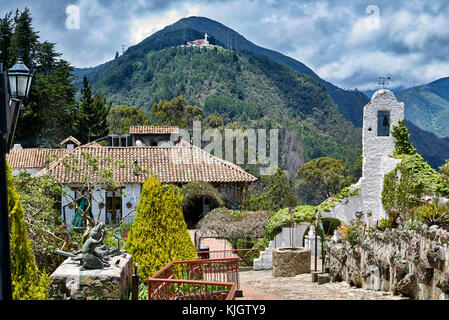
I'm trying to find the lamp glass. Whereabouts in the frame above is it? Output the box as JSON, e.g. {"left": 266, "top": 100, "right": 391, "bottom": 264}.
{"left": 7, "top": 59, "right": 32, "bottom": 99}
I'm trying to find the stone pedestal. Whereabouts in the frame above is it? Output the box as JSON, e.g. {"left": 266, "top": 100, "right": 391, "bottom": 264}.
{"left": 272, "top": 247, "right": 311, "bottom": 277}
{"left": 49, "top": 253, "right": 132, "bottom": 300}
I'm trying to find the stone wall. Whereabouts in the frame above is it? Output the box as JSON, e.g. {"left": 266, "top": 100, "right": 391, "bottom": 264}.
{"left": 325, "top": 225, "right": 449, "bottom": 299}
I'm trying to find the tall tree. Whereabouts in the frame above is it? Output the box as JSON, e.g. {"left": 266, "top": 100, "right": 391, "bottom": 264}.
{"left": 8, "top": 8, "right": 39, "bottom": 69}
{"left": 296, "top": 157, "right": 355, "bottom": 203}
{"left": 16, "top": 59, "right": 77, "bottom": 147}
{"left": 75, "top": 75, "right": 110, "bottom": 143}
{"left": 107, "top": 105, "right": 150, "bottom": 134}
{"left": 3, "top": 8, "right": 79, "bottom": 148}
{"left": 151, "top": 96, "right": 202, "bottom": 127}
{"left": 0, "top": 12, "right": 13, "bottom": 67}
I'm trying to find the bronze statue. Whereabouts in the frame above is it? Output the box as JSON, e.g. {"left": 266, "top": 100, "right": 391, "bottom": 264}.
{"left": 54, "top": 222, "right": 122, "bottom": 269}
{"left": 80, "top": 222, "right": 111, "bottom": 269}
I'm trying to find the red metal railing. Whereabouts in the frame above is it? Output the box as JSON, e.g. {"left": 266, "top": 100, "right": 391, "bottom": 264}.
{"left": 148, "top": 257, "right": 240, "bottom": 300}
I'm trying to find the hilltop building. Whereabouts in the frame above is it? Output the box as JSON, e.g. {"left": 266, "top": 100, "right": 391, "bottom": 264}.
{"left": 184, "top": 33, "right": 217, "bottom": 49}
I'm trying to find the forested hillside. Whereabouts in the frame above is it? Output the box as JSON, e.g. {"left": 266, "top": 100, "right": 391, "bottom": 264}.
{"left": 85, "top": 45, "right": 363, "bottom": 173}
{"left": 398, "top": 77, "right": 449, "bottom": 138}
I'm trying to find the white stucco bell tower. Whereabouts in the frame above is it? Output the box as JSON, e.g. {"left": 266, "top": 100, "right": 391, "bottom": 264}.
{"left": 320, "top": 89, "right": 405, "bottom": 226}
{"left": 360, "top": 89, "right": 404, "bottom": 222}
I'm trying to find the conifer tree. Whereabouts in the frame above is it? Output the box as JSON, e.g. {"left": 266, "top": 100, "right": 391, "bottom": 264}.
{"left": 75, "top": 75, "right": 110, "bottom": 143}
{"left": 8, "top": 8, "right": 39, "bottom": 69}
{"left": 6, "top": 164, "right": 50, "bottom": 300}
{"left": 392, "top": 119, "right": 416, "bottom": 156}
{"left": 126, "top": 177, "right": 197, "bottom": 281}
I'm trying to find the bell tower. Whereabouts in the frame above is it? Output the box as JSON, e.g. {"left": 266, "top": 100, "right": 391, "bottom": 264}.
{"left": 361, "top": 89, "right": 404, "bottom": 222}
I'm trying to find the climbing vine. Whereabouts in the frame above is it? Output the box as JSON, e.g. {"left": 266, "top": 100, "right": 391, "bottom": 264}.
{"left": 382, "top": 153, "right": 449, "bottom": 216}
{"left": 316, "top": 187, "right": 360, "bottom": 213}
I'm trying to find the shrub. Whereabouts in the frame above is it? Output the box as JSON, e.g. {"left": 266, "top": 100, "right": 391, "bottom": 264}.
{"left": 382, "top": 154, "right": 449, "bottom": 216}
{"left": 13, "top": 172, "right": 78, "bottom": 274}
{"left": 7, "top": 165, "right": 50, "bottom": 299}
{"left": 126, "top": 176, "right": 198, "bottom": 281}
{"left": 409, "top": 200, "right": 449, "bottom": 230}
{"left": 196, "top": 208, "right": 272, "bottom": 240}
{"left": 337, "top": 220, "right": 364, "bottom": 247}
{"left": 180, "top": 181, "right": 224, "bottom": 210}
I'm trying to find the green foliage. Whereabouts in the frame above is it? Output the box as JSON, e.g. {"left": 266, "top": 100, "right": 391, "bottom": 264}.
{"left": 196, "top": 207, "right": 272, "bottom": 240}
{"left": 296, "top": 157, "right": 356, "bottom": 203}
{"left": 107, "top": 105, "right": 150, "bottom": 134}
{"left": 392, "top": 120, "right": 416, "bottom": 156}
{"left": 441, "top": 160, "right": 449, "bottom": 187}
{"left": 337, "top": 220, "right": 364, "bottom": 248}
{"left": 151, "top": 95, "right": 202, "bottom": 127}
{"left": 180, "top": 181, "right": 224, "bottom": 210}
{"left": 13, "top": 172, "right": 78, "bottom": 274}
{"left": 126, "top": 176, "right": 198, "bottom": 281}
{"left": 244, "top": 168, "right": 298, "bottom": 211}
{"left": 409, "top": 200, "right": 449, "bottom": 230}
{"left": 1, "top": 8, "right": 79, "bottom": 148}
{"left": 7, "top": 165, "right": 50, "bottom": 300}
{"left": 263, "top": 205, "right": 316, "bottom": 242}
{"left": 103, "top": 221, "right": 132, "bottom": 250}
{"left": 382, "top": 154, "right": 449, "bottom": 215}
{"left": 75, "top": 76, "right": 111, "bottom": 143}
{"left": 317, "top": 187, "right": 360, "bottom": 213}
{"left": 321, "top": 217, "right": 342, "bottom": 236}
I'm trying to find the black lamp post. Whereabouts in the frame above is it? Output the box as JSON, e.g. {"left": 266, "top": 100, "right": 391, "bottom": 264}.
{"left": 0, "top": 58, "right": 32, "bottom": 300}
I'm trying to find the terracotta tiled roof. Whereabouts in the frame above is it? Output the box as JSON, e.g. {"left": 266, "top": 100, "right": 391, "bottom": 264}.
{"left": 39, "top": 145, "right": 256, "bottom": 184}
{"left": 60, "top": 136, "right": 81, "bottom": 146}
{"left": 129, "top": 126, "right": 179, "bottom": 135}
{"left": 7, "top": 148, "right": 66, "bottom": 169}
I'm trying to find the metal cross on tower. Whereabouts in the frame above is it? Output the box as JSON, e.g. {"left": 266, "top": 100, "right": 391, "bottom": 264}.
{"left": 378, "top": 76, "right": 391, "bottom": 89}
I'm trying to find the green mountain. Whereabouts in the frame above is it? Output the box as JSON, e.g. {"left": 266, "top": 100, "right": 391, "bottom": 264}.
{"left": 397, "top": 77, "right": 449, "bottom": 138}
{"left": 75, "top": 42, "right": 362, "bottom": 173}
{"left": 75, "top": 16, "right": 369, "bottom": 128}
{"left": 73, "top": 16, "right": 449, "bottom": 170}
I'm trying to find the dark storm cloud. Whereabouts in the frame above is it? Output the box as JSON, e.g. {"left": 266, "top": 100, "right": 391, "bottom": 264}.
{"left": 1, "top": 0, "right": 449, "bottom": 91}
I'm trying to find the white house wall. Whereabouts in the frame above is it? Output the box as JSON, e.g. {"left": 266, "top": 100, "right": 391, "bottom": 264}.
{"left": 61, "top": 184, "right": 141, "bottom": 229}
{"left": 122, "top": 184, "right": 141, "bottom": 223}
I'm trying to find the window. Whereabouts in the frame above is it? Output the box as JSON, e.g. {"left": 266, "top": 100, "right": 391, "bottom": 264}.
{"left": 70, "top": 187, "right": 93, "bottom": 228}
{"left": 377, "top": 110, "right": 390, "bottom": 136}
{"left": 106, "top": 189, "right": 122, "bottom": 226}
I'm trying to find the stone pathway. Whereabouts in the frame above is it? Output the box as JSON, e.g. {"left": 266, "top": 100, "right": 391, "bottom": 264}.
{"left": 188, "top": 229, "right": 404, "bottom": 300}
{"left": 238, "top": 269, "right": 406, "bottom": 300}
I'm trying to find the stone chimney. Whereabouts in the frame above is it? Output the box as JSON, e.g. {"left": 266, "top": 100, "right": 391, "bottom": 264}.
{"left": 13, "top": 144, "right": 22, "bottom": 149}
{"left": 66, "top": 143, "right": 74, "bottom": 153}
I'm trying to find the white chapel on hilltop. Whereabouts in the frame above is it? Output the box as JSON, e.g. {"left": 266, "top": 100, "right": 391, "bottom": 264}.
{"left": 185, "top": 33, "right": 215, "bottom": 48}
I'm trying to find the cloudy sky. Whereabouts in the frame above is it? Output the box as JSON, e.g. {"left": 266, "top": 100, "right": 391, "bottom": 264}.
{"left": 2, "top": 0, "right": 449, "bottom": 92}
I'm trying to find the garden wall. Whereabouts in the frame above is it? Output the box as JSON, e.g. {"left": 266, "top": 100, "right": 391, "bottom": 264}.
{"left": 325, "top": 224, "right": 449, "bottom": 299}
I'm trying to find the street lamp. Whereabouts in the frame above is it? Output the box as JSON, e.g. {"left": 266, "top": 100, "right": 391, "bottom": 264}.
{"left": 0, "top": 58, "right": 32, "bottom": 300}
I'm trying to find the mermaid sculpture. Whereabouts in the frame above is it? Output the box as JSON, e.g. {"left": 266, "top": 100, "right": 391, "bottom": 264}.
{"left": 81, "top": 222, "right": 111, "bottom": 269}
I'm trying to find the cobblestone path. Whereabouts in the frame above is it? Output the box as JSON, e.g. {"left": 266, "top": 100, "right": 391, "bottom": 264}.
{"left": 239, "top": 269, "right": 406, "bottom": 300}
{"left": 188, "top": 230, "right": 404, "bottom": 300}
